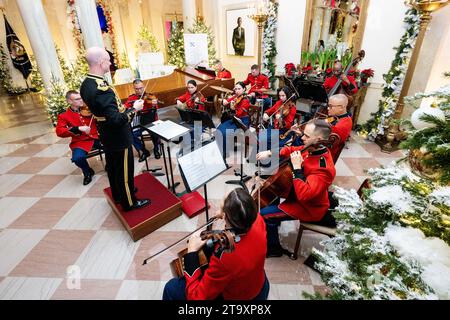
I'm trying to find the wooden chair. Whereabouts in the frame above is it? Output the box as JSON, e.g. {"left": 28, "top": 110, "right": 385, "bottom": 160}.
{"left": 289, "top": 178, "right": 372, "bottom": 260}
{"left": 86, "top": 144, "right": 105, "bottom": 168}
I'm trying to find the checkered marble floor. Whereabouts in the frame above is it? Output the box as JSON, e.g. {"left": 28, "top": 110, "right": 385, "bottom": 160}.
{"left": 0, "top": 93, "right": 404, "bottom": 300}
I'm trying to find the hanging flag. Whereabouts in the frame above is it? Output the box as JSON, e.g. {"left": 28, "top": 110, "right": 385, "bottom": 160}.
{"left": 4, "top": 15, "right": 32, "bottom": 79}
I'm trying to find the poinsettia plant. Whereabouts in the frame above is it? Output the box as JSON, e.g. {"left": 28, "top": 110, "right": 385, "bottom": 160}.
{"left": 285, "top": 63, "right": 296, "bottom": 76}
{"left": 361, "top": 68, "right": 375, "bottom": 78}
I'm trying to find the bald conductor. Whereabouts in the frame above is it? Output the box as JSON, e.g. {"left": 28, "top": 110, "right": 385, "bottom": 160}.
{"left": 80, "top": 47, "right": 150, "bottom": 212}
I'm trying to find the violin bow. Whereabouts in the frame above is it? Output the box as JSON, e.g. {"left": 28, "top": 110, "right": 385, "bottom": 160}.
{"left": 142, "top": 214, "right": 222, "bottom": 265}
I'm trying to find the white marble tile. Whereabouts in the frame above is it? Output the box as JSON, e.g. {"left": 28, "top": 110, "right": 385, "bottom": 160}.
{"left": 0, "top": 277, "right": 62, "bottom": 300}
{"left": 44, "top": 175, "right": 99, "bottom": 198}
{"left": 356, "top": 176, "right": 369, "bottom": 183}
{"left": 39, "top": 158, "right": 77, "bottom": 175}
{"left": 29, "top": 133, "right": 63, "bottom": 144}
{"left": 0, "top": 144, "right": 25, "bottom": 157}
{"left": 0, "top": 197, "right": 40, "bottom": 228}
{"left": 116, "top": 280, "right": 167, "bottom": 300}
{"left": 339, "top": 142, "right": 372, "bottom": 158}
{"left": 0, "top": 174, "right": 33, "bottom": 197}
{"left": 75, "top": 230, "right": 140, "bottom": 280}
{"left": 34, "top": 144, "right": 70, "bottom": 158}
{"left": 0, "top": 229, "right": 49, "bottom": 276}
{"left": 307, "top": 268, "right": 325, "bottom": 286}
{"left": 0, "top": 122, "right": 52, "bottom": 144}
{"left": 268, "top": 284, "right": 315, "bottom": 300}
{"left": 334, "top": 159, "right": 354, "bottom": 177}
{"left": 0, "top": 157, "right": 29, "bottom": 174}
{"left": 375, "top": 158, "right": 398, "bottom": 167}
{"left": 54, "top": 198, "right": 111, "bottom": 230}
{"left": 202, "top": 174, "right": 244, "bottom": 200}
{"left": 156, "top": 212, "right": 199, "bottom": 232}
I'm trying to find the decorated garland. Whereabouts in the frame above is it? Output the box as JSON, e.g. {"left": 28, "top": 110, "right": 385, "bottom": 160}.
{"left": 0, "top": 43, "right": 27, "bottom": 94}
{"left": 357, "top": 8, "right": 420, "bottom": 140}
{"left": 262, "top": 0, "right": 278, "bottom": 84}
{"left": 309, "top": 165, "right": 450, "bottom": 300}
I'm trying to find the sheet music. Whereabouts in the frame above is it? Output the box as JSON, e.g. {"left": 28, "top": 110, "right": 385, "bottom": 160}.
{"left": 178, "top": 141, "right": 227, "bottom": 191}
{"left": 148, "top": 120, "right": 190, "bottom": 141}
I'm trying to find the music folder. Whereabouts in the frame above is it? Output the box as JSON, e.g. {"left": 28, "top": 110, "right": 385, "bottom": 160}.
{"left": 148, "top": 120, "right": 191, "bottom": 141}
{"left": 177, "top": 140, "right": 227, "bottom": 193}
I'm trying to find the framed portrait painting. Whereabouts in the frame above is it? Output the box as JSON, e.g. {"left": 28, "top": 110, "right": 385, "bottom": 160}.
{"left": 226, "top": 8, "right": 256, "bottom": 57}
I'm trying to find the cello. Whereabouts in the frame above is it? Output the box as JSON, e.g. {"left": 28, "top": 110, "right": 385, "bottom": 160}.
{"left": 326, "top": 50, "right": 365, "bottom": 110}
{"left": 251, "top": 135, "right": 340, "bottom": 208}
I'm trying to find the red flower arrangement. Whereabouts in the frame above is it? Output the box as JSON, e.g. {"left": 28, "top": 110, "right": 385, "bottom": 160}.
{"left": 285, "top": 63, "right": 296, "bottom": 76}
{"left": 361, "top": 68, "right": 374, "bottom": 78}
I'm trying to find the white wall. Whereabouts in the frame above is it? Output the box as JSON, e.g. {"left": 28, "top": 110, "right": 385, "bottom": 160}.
{"left": 357, "top": 0, "right": 407, "bottom": 124}
{"left": 274, "top": 0, "right": 307, "bottom": 74}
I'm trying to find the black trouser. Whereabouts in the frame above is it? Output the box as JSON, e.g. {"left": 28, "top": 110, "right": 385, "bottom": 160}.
{"left": 105, "top": 146, "right": 136, "bottom": 210}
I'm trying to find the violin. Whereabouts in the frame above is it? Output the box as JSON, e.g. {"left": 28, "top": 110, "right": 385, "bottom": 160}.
{"left": 80, "top": 104, "right": 92, "bottom": 117}
{"left": 252, "top": 139, "right": 337, "bottom": 208}
{"left": 142, "top": 93, "right": 160, "bottom": 108}
{"left": 170, "top": 229, "right": 240, "bottom": 278}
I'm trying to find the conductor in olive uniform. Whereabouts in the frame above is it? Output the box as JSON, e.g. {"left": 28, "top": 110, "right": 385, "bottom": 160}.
{"left": 80, "top": 47, "right": 150, "bottom": 212}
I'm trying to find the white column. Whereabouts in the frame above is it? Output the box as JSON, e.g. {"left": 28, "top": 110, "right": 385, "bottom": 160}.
{"left": 321, "top": 8, "right": 332, "bottom": 45}
{"left": 75, "top": 0, "right": 104, "bottom": 49}
{"left": 182, "top": 0, "right": 197, "bottom": 31}
{"left": 16, "top": 0, "right": 64, "bottom": 90}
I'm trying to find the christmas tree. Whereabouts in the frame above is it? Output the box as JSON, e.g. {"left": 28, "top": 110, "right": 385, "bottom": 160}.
{"left": 167, "top": 21, "right": 185, "bottom": 68}
{"left": 400, "top": 74, "right": 450, "bottom": 184}
{"left": 66, "top": 51, "right": 89, "bottom": 91}
{"left": 30, "top": 55, "right": 44, "bottom": 92}
{"left": 0, "top": 43, "right": 27, "bottom": 94}
{"left": 309, "top": 165, "right": 450, "bottom": 300}
{"left": 45, "top": 76, "right": 68, "bottom": 126}
{"left": 136, "top": 24, "right": 160, "bottom": 53}
{"left": 120, "top": 51, "right": 131, "bottom": 69}
{"left": 56, "top": 46, "right": 72, "bottom": 85}
{"left": 188, "top": 18, "right": 216, "bottom": 66}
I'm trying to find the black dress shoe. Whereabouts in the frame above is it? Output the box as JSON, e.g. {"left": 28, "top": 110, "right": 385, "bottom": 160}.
{"left": 83, "top": 174, "right": 93, "bottom": 185}
{"left": 124, "top": 199, "right": 151, "bottom": 211}
{"left": 138, "top": 149, "right": 151, "bottom": 162}
{"left": 154, "top": 148, "right": 161, "bottom": 159}
{"left": 266, "top": 245, "right": 284, "bottom": 258}
{"left": 89, "top": 168, "right": 95, "bottom": 176}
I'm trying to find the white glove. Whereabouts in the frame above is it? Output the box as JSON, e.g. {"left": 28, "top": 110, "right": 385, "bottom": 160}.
{"left": 275, "top": 113, "right": 281, "bottom": 120}
{"left": 78, "top": 126, "right": 91, "bottom": 134}
{"left": 133, "top": 99, "right": 144, "bottom": 111}
{"left": 256, "top": 150, "right": 272, "bottom": 161}
{"left": 263, "top": 113, "right": 269, "bottom": 121}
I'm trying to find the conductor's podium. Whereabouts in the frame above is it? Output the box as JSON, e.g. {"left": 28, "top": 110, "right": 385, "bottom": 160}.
{"left": 104, "top": 173, "right": 182, "bottom": 241}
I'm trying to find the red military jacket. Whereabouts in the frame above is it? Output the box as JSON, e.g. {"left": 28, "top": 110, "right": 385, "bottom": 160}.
{"left": 55, "top": 107, "right": 99, "bottom": 152}
{"left": 243, "top": 73, "right": 269, "bottom": 98}
{"left": 265, "top": 100, "right": 297, "bottom": 130}
{"left": 278, "top": 146, "right": 336, "bottom": 221}
{"left": 177, "top": 91, "right": 206, "bottom": 111}
{"left": 330, "top": 113, "right": 353, "bottom": 162}
{"left": 184, "top": 214, "right": 267, "bottom": 300}
{"left": 124, "top": 93, "right": 159, "bottom": 121}
{"left": 217, "top": 68, "right": 232, "bottom": 79}
{"left": 226, "top": 95, "right": 250, "bottom": 119}
{"left": 323, "top": 74, "right": 358, "bottom": 95}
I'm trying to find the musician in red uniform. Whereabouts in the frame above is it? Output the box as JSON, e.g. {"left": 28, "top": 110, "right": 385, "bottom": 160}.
{"left": 323, "top": 61, "right": 358, "bottom": 95}
{"left": 257, "top": 119, "right": 336, "bottom": 257}
{"left": 216, "top": 81, "right": 250, "bottom": 158}
{"left": 259, "top": 86, "right": 298, "bottom": 152}
{"left": 327, "top": 94, "right": 353, "bottom": 162}
{"left": 243, "top": 64, "right": 271, "bottom": 110}
{"left": 214, "top": 59, "right": 232, "bottom": 79}
{"left": 55, "top": 90, "right": 101, "bottom": 185}
{"left": 163, "top": 188, "right": 269, "bottom": 300}
{"left": 176, "top": 80, "right": 206, "bottom": 111}
{"left": 124, "top": 79, "right": 160, "bottom": 161}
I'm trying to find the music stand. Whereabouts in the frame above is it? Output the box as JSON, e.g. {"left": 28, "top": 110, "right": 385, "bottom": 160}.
{"left": 176, "top": 108, "right": 215, "bottom": 129}
{"left": 147, "top": 120, "right": 191, "bottom": 193}
{"left": 224, "top": 116, "right": 251, "bottom": 191}
{"left": 177, "top": 140, "right": 228, "bottom": 222}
